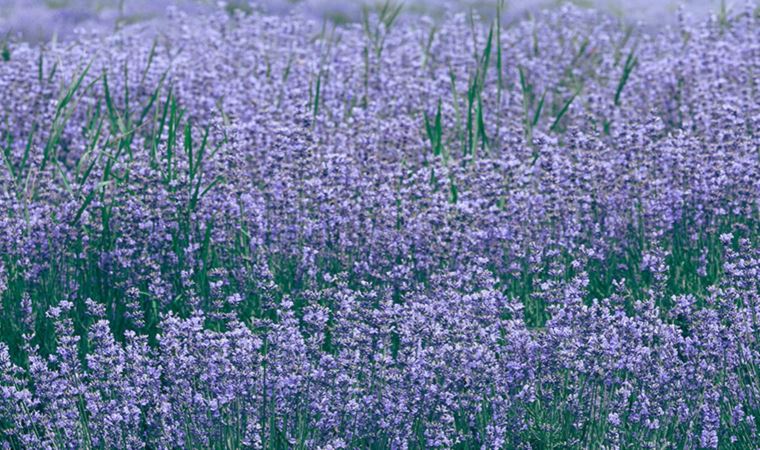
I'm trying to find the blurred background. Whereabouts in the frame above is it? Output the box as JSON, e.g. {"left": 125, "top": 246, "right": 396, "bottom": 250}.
{"left": 0, "top": 0, "right": 740, "bottom": 42}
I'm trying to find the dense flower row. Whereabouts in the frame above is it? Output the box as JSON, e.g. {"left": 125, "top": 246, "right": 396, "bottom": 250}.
{"left": 0, "top": 2, "right": 758, "bottom": 448}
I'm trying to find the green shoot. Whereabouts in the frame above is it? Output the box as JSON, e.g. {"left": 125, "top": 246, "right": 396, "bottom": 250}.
{"left": 614, "top": 50, "right": 637, "bottom": 106}
{"left": 424, "top": 99, "right": 443, "bottom": 157}
{"left": 549, "top": 91, "right": 578, "bottom": 132}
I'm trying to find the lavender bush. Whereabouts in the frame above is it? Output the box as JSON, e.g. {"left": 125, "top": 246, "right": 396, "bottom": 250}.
{"left": 0, "top": 1, "right": 759, "bottom": 448}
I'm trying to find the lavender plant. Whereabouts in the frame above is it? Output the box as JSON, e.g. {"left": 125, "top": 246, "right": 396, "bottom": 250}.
{"left": 0, "top": 1, "right": 758, "bottom": 448}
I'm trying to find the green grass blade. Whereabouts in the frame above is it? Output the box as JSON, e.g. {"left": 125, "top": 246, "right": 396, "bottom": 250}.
{"left": 549, "top": 92, "right": 578, "bottom": 132}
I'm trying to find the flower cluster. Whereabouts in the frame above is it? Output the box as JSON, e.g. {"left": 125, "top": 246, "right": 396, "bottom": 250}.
{"left": 0, "top": 2, "right": 758, "bottom": 448}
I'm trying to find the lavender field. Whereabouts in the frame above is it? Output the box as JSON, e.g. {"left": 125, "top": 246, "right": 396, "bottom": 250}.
{"left": 0, "top": 1, "right": 758, "bottom": 448}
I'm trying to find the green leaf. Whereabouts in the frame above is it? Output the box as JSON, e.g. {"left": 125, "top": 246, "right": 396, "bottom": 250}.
{"left": 550, "top": 92, "right": 578, "bottom": 132}
{"left": 614, "top": 50, "right": 637, "bottom": 106}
